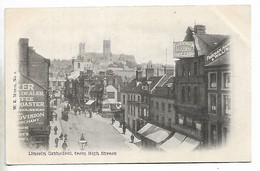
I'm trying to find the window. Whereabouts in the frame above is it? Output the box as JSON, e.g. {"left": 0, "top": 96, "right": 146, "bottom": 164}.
{"left": 156, "top": 102, "right": 159, "bottom": 109}
{"left": 133, "top": 95, "right": 136, "bottom": 101}
{"left": 209, "top": 94, "right": 217, "bottom": 114}
{"left": 168, "top": 104, "right": 171, "bottom": 112}
{"left": 134, "top": 106, "right": 136, "bottom": 116}
{"left": 107, "top": 92, "right": 115, "bottom": 99}
{"left": 182, "top": 65, "right": 186, "bottom": 76}
{"left": 223, "top": 95, "right": 231, "bottom": 115}
{"left": 181, "top": 87, "right": 185, "bottom": 103}
{"left": 156, "top": 115, "right": 159, "bottom": 122}
{"left": 162, "top": 102, "right": 165, "bottom": 111}
{"left": 150, "top": 100, "right": 153, "bottom": 108}
{"left": 209, "top": 72, "right": 217, "bottom": 88}
{"left": 223, "top": 127, "right": 228, "bottom": 144}
{"left": 194, "top": 62, "right": 198, "bottom": 75}
{"left": 188, "top": 86, "right": 191, "bottom": 102}
{"left": 188, "top": 64, "right": 191, "bottom": 76}
{"left": 78, "top": 63, "right": 80, "bottom": 68}
{"left": 58, "top": 81, "right": 61, "bottom": 86}
{"left": 138, "top": 107, "right": 141, "bottom": 116}
{"left": 195, "top": 122, "right": 202, "bottom": 131}
{"left": 178, "top": 114, "right": 184, "bottom": 125}
{"left": 210, "top": 125, "right": 217, "bottom": 146}
{"left": 138, "top": 96, "right": 140, "bottom": 102}
{"left": 186, "top": 117, "right": 193, "bottom": 127}
{"left": 162, "top": 117, "right": 165, "bottom": 126}
{"left": 194, "top": 87, "right": 198, "bottom": 105}
{"left": 123, "top": 95, "right": 126, "bottom": 104}
{"left": 168, "top": 119, "right": 172, "bottom": 127}
{"left": 222, "top": 72, "right": 231, "bottom": 89}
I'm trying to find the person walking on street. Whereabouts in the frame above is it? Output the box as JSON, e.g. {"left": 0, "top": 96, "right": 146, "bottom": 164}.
{"left": 111, "top": 117, "right": 115, "bottom": 125}
{"left": 59, "top": 132, "right": 64, "bottom": 140}
{"left": 55, "top": 137, "right": 59, "bottom": 147}
{"left": 122, "top": 124, "right": 126, "bottom": 134}
{"left": 64, "top": 133, "right": 68, "bottom": 141}
{"left": 54, "top": 125, "right": 58, "bottom": 135}
{"left": 131, "top": 134, "right": 135, "bottom": 143}
{"left": 62, "top": 141, "right": 68, "bottom": 151}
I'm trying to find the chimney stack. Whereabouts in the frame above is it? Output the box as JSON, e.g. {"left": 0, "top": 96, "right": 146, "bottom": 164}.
{"left": 146, "top": 67, "right": 154, "bottom": 78}
{"left": 194, "top": 25, "right": 206, "bottom": 34}
{"left": 19, "top": 38, "right": 29, "bottom": 76}
{"left": 136, "top": 67, "right": 143, "bottom": 80}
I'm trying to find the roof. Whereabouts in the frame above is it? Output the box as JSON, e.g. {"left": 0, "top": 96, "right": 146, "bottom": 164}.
{"left": 67, "top": 71, "right": 80, "bottom": 79}
{"left": 195, "top": 34, "right": 229, "bottom": 56}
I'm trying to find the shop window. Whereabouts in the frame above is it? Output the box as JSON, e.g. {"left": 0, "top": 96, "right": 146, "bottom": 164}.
{"left": 210, "top": 125, "right": 217, "bottom": 146}
{"left": 186, "top": 117, "right": 193, "bottom": 127}
{"left": 222, "top": 72, "right": 231, "bottom": 89}
{"left": 209, "top": 72, "right": 217, "bottom": 88}
{"left": 223, "top": 95, "right": 231, "bottom": 115}
{"left": 223, "top": 127, "right": 228, "bottom": 144}
{"left": 209, "top": 94, "right": 217, "bottom": 114}
{"left": 162, "top": 102, "right": 165, "bottom": 111}
{"left": 178, "top": 114, "right": 184, "bottom": 125}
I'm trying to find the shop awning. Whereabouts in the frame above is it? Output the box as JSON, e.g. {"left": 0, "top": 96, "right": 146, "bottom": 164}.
{"left": 138, "top": 123, "right": 171, "bottom": 144}
{"left": 177, "top": 137, "right": 200, "bottom": 151}
{"left": 160, "top": 132, "right": 186, "bottom": 151}
{"left": 85, "top": 100, "right": 95, "bottom": 105}
{"left": 145, "top": 129, "right": 171, "bottom": 144}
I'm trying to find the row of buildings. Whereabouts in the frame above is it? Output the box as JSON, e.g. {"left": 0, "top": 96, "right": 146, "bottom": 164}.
{"left": 18, "top": 38, "right": 51, "bottom": 149}
{"left": 121, "top": 25, "right": 231, "bottom": 150}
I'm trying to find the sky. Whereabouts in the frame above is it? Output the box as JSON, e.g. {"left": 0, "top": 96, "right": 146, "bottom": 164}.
{"left": 6, "top": 6, "right": 248, "bottom": 64}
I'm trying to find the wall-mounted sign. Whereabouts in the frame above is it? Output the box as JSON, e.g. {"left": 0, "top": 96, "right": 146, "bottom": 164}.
{"left": 173, "top": 41, "right": 195, "bottom": 58}
{"left": 206, "top": 41, "right": 230, "bottom": 65}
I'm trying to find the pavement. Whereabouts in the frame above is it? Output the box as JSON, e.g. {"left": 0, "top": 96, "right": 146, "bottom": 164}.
{"left": 93, "top": 113, "right": 141, "bottom": 151}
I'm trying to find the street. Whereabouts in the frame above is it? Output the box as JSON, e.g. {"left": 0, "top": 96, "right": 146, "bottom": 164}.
{"left": 49, "top": 104, "right": 131, "bottom": 151}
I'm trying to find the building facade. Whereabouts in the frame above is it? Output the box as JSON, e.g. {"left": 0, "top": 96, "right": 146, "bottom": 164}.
{"left": 18, "top": 38, "right": 50, "bottom": 149}
{"left": 205, "top": 38, "right": 231, "bottom": 147}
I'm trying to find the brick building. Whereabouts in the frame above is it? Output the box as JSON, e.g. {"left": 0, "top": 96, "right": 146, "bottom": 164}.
{"left": 18, "top": 38, "right": 50, "bottom": 149}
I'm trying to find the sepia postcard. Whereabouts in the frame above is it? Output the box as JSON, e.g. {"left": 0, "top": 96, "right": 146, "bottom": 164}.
{"left": 5, "top": 6, "right": 251, "bottom": 164}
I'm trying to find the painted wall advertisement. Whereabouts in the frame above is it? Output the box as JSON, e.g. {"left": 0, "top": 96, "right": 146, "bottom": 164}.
{"left": 173, "top": 41, "right": 195, "bottom": 58}
{"left": 18, "top": 76, "right": 47, "bottom": 141}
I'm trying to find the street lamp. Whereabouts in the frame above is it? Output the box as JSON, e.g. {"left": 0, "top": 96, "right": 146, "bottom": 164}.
{"left": 78, "top": 133, "right": 87, "bottom": 150}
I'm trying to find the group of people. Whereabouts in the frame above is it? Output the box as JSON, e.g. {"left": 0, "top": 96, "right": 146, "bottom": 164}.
{"left": 54, "top": 126, "right": 69, "bottom": 151}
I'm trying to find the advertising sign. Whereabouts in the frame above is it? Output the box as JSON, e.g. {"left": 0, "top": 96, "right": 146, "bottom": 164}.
{"left": 173, "top": 41, "right": 195, "bottom": 58}
{"left": 18, "top": 76, "right": 47, "bottom": 140}
{"left": 206, "top": 41, "right": 230, "bottom": 65}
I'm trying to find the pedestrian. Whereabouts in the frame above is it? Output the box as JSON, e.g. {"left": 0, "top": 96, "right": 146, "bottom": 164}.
{"left": 122, "top": 124, "right": 126, "bottom": 134}
{"left": 78, "top": 106, "right": 81, "bottom": 115}
{"left": 62, "top": 141, "right": 68, "bottom": 151}
{"left": 111, "top": 117, "right": 115, "bottom": 125}
{"left": 59, "top": 132, "right": 64, "bottom": 140}
{"left": 55, "top": 137, "right": 59, "bottom": 147}
{"left": 54, "top": 125, "right": 58, "bottom": 135}
{"left": 131, "top": 134, "right": 135, "bottom": 143}
{"left": 64, "top": 133, "right": 68, "bottom": 141}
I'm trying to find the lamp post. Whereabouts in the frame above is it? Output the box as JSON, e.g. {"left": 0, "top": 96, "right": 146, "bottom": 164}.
{"left": 78, "top": 133, "right": 87, "bottom": 150}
